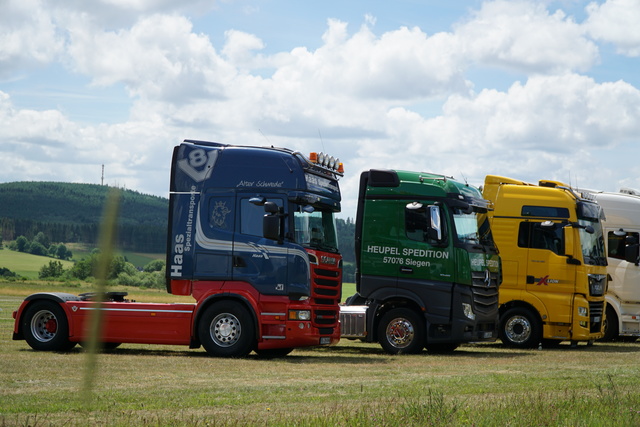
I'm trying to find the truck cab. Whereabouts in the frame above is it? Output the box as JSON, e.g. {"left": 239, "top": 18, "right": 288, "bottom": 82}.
{"left": 167, "top": 141, "right": 344, "bottom": 356}
{"left": 586, "top": 188, "right": 640, "bottom": 341}
{"left": 341, "top": 169, "right": 501, "bottom": 354}
{"left": 483, "top": 176, "right": 607, "bottom": 348}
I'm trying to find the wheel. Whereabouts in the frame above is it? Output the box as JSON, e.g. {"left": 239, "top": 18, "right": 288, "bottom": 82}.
{"left": 425, "top": 343, "right": 459, "bottom": 354}
{"left": 198, "top": 301, "right": 255, "bottom": 358}
{"left": 255, "top": 348, "right": 294, "bottom": 358}
{"left": 499, "top": 307, "right": 541, "bottom": 348}
{"left": 377, "top": 308, "right": 424, "bottom": 354}
{"left": 22, "top": 301, "right": 76, "bottom": 352}
{"left": 600, "top": 305, "right": 619, "bottom": 342}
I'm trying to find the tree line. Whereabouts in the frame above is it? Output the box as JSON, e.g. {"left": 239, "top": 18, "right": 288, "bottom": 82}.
{"left": 6, "top": 232, "right": 72, "bottom": 260}
{"left": 0, "top": 182, "right": 168, "bottom": 253}
{"left": 37, "top": 251, "right": 166, "bottom": 289}
{"left": 1, "top": 218, "right": 166, "bottom": 253}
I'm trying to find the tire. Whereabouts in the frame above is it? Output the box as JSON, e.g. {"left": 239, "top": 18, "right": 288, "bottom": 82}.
{"left": 198, "top": 301, "right": 255, "bottom": 358}
{"left": 600, "top": 305, "right": 619, "bottom": 342}
{"left": 425, "top": 343, "right": 459, "bottom": 354}
{"left": 499, "top": 307, "right": 541, "bottom": 349}
{"left": 255, "top": 348, "right": 294, "bottom": 358}
{"left": 377, "top": 308, "right": 425, "bottom": 354}
{"left": 22, "top": 301, "right": 76, "bottom": 352}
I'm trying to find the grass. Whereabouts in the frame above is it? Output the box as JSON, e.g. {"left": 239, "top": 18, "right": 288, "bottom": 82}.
{"left": 342, "top": 281, "right": 356, "bottom": 302}
{"left": 0, "top": 249, "right": 74, "bottom": 279}
{"left": 63, "top": 243, "right": 164, "bottom": 268}
{"left": 0, "top": 246, "right": 164, "bottom": 280}
{"left": 2, "top": 282, "right": 640, "bottom": 426}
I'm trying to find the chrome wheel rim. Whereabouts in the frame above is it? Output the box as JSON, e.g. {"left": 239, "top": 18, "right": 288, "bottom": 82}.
{"left": 210, "top": 313, "right": 241, "bottom": 347}
{"left": 504, "top": 315, "right": 531, "bottom": 344}
{"left": 385, "top": 317, "right": 415, "bottom": 349}
{"left": 30, "top": 310, "right": 58, "bottom": 343}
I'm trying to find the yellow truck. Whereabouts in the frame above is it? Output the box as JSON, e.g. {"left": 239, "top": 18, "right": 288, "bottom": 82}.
{"left": 483, "top": 176, "right": 607, "bottom": 348}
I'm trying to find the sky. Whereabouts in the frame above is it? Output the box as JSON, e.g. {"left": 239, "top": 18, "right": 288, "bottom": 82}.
{"left": 1, "top": 0, "right": 640, "bottom": 219}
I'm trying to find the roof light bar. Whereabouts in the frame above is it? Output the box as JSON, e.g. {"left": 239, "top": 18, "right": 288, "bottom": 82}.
{"left": 309, "top": 151, "right": 344, "bottom": 175}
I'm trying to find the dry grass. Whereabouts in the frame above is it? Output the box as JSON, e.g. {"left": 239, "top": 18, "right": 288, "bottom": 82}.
{"left": 2, "top": 289, "right": 640, "bottom": 426}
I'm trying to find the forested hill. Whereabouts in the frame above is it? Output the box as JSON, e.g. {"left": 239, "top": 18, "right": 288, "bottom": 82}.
{"left": 0, "top": 182, "right": 168, "bottom": 252}
{"left": 0, "top": 181, "right": 166, "bottom": 225}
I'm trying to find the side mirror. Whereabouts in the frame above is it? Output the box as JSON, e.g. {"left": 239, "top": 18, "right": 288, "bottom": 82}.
{"left": 263, "top": 202, "right": 284, "bottom": 243}
{"left": 625, "top": 244, "right": 640, "bottom": 266}
{"left": 250, "top": 196, "right": 266, "bottom": 206}
{"left": 569, "top": 221, "right": 594, "bottom": 234}
{"left": 428, "top": 205, "right": 443, "bottom": 241}
{"left": 263, "top": 215, "right": 280, "bottom": 241}
{"left": 563, "top": 226, "right": 581, "bottom": 265}
{"left": 264, "top": 201, "right": 279, "bottom": 214}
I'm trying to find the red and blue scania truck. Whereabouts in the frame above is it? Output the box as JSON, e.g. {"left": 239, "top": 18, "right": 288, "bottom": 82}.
{"left": 12, "top": 139, "right": 343, "bottom": 357}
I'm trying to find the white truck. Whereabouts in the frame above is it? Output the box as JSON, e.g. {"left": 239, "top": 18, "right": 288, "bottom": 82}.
{"left": 586, "top": 188, "right": 640, "bottom": 341}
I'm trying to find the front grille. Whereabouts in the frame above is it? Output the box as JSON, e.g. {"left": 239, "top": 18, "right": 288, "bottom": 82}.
{"left": 589, "top": 301, "right": 604, "bottom": 333}
{"left": 588, "top": 274, "right": 607, "bottom": 297}
{"left": 310, "top": 264, "right": 341, "bottom": 330}
{"left": 315, "top": 268, "right": 340, "bottom": 278}
{"left": 315, "top": 309, "right": 338, "bottom": 325}
{"left": 471, "top": 271, "right": 499, "bottom": 315}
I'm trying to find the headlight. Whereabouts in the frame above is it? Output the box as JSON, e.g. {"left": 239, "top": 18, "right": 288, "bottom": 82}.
{"left": 462, "top": 303, "right": 476, "bottom": 320}
{"left": 578, "top": 306, "right": 588, "bottom": 317}
{"left": 289, "top": 310, "right": 311, "bottom": 321}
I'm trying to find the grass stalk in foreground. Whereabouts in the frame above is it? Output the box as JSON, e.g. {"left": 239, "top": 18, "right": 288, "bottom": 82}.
{"left": 81, "top": 188, "right": 120, "bottom": 408}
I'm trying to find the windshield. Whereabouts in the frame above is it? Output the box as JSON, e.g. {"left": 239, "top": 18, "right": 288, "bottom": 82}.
{"left": 294, "top": 209, "right": 339, "bottom": 253}
{"left": 452, "top": 208, "right": 499, "bottom": 253}
{"left": 578, "top": 219, "right": 607, "bottom": 266}
{"left": 453, "top": 209, "right": 480, "bottom": 244}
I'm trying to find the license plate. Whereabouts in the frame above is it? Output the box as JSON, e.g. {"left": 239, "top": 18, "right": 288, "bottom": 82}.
{"left": 594, "top": 316, "right": 601, "bottom": 322}
{"left": 320, "top": 337, "right": 331, "bottom": 345}
{"left": 483, "top": 332, "right": 493, "bottom": 339}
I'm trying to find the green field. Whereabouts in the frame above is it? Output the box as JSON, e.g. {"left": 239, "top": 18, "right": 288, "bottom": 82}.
{"left": 0, "top": 249, "right": 75, "bottom": 279}
{"left": 0, "top": 247, "right": 164, "bottom": 279}
{"left": 65, "top": 243, "right": 164, "bottom": 268}
{"left": 2, "top": 282, "right": 640, "bottom": 426}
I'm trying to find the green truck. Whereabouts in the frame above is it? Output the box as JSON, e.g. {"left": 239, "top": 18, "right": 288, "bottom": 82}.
{"left": 340, "top": 169, "right": 501, "bottom": 354}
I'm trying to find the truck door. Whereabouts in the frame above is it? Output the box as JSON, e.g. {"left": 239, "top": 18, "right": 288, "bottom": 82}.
{"left": 519, "top": 221, "right": 576, "bottom": 324}
{"left": 608, "top": 230, "right": 640, "bottom": 303}
{"left": 359, "top": 198, "right": 401, "bottom": 294}
{"left": 402, "top": 201, "right": 452, "bottom": 320}
{"left": 233, "top": 196, "right": 308, "bottom": 296}
{"left": 192, "top": 192, "right": 235, "bottom": 280}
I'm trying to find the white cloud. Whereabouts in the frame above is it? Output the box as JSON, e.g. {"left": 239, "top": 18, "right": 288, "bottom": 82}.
{"left": 331, "top": 73, "right": 640, "bottom": 216}
{"left": 0, "top": 90, "right": 174, "bottom": 195}
{"left": 222, "top": 30, "right": 266, "bottom": 69}
{"left": 1, "top": 0, "right": 640, "bottom": 210}
{"left": 585, "top": 0, "right": 640, "bottom": 57}
{"left": 54, "top": 0, "right": 217, "bottom": 28}
{"left": 65, "top": 14, "right": 235, "bottom": 103}
{"left": 455, "top": 0, "right": 599, "bottom": 73}
{"left": 0, "top": 0, "right": 64, "bottom": 76}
